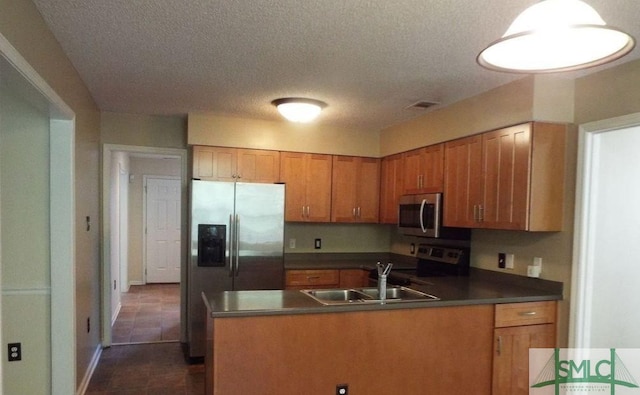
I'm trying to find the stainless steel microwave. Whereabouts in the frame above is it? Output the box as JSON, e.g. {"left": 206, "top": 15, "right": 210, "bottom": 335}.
{"left": 398, "top": 193, "right": 442, "bottom": 237}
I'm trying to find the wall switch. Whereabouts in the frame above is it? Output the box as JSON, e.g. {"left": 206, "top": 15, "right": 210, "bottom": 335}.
{"left": 533, "top": 257, "right": 542, "bottom": 267}
{"left": 289, "top": 238, "right": 296, "bottom": 249}
{"left": 505, "top": 254, "right": 515, "bottom": 269}
{"left": 336, "top": 384, "right": 349, "bottom": 395}
{"left": 314, "top": 238, "right": 321, "bottom": 249}
{"left": 498, "top": 253, "right": 506, "bottom": 268}
{"left": 8, "top": 343, "right": 21, "bottom": 362}
{"left": 87, "top": 317, "right": 91, "bottom": 333}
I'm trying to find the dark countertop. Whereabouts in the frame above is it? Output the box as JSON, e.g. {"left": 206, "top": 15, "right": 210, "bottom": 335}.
{"left": 203, "top": 267, "right": 563, "bottom": 318}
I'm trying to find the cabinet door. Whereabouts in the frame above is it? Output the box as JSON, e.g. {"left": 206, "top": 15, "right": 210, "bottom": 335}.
{"left": 304, "top": 154, "right": 332, "bottom": 222}
{"left": 339, "top": 269, "right": 369, "bottom": 288}
{"left": 355, "top": 157, "right": 380, "bottom": 223}
{"left": 236, "top": 149, "right": 280, "bottom": 183}
{"left": 280, "top": 152, "right": 308, "bottom": 221}
{"left": 420, "top": 144, "right": 444, "bottom": 193}
{"left": 443, "top": 135, "right": 482, "bottom": 227}
{"left": 402, "top": 148, "right": 423, "bottom": 194}
{"left": 379, "top": 154, "right": 403, "bottom": 224}
{"left": 482, "top": 124, "right": 531, "bottom": 230}
{"left": 331, "top": 156, "right": 359, "bottom": 222}
{"left": 193, "top": 146, "right": 236, "bottom": 181}
{"left": 492, "top": 324, "right": 555, "bottom": 395}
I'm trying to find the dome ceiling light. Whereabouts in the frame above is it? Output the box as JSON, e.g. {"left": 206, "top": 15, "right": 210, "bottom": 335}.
{"left": 271, "top": 98, "right": 327, "bottom": 123}
{"left": 477, "top": 0, "right": 635, "bottom": 73}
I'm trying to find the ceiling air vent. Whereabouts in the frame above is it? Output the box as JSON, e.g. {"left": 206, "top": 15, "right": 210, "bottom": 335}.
{"left": 407, "top": 100, "right": 440, "bottom": 110}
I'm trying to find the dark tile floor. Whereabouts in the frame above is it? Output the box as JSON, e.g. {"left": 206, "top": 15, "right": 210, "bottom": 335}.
{"left": 85, "top": 342, "right": 204, "bottom": 394}
{"left": 112, "top": 284, "right": 180, "bottom": 344}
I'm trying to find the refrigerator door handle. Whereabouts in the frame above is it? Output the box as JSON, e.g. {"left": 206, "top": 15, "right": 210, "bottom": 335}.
{"left": 228, "top": 214, "right": 235, "bottom": 277}
{"left": 235, "top": 214, "right": 240, "bottom": 275}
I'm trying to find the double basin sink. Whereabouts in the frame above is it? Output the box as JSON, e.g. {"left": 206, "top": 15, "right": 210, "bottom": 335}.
{"left": 301, "top": 286, "right": 439, "bottom": 305}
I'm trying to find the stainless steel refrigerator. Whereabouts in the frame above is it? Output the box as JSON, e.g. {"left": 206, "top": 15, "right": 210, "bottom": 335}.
{"left": 187, "top": 180, "right": 285, "bottom": 359}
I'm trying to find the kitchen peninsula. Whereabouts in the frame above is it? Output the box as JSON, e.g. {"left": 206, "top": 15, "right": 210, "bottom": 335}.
{"left": 202, "top": 269, "right": 562, "bottom": 395}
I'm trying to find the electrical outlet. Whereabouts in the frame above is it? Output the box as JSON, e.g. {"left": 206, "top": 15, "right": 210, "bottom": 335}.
{"left": 505, "top": 254, "right": 515, "bottom": 269}
{"left": 314, "top": 238, "right": 321, "bottom": 249}
{"left": 336, "top": 384, "right": 349, "bottom": 395}
{"left": 8, "top": 343, "right": 21, "bottom": 362}
{"left": 410, "top": 243, "right": 416, "bottom": 254}
{"left": 498, "top": 253, "right": 506, "bottom": 268}
{"left": 289, "top": 238, "right": 296, "bottom": 249}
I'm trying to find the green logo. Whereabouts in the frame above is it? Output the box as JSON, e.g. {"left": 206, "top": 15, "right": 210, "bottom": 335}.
{"left": 531, "top": 349, "right": 639, "bottom": 395}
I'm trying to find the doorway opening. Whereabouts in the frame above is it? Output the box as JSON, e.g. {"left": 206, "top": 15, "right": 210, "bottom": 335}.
{"left": 102, "top": 145, "right": 187, "bottom": 347}
{"left": 570, "top": 112, "right": 640, "bottom": 348}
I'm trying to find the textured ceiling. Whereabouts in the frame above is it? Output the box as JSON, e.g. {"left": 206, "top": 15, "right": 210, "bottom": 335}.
{"left": 32, "top": 0, "right": 640, "bottom": 132}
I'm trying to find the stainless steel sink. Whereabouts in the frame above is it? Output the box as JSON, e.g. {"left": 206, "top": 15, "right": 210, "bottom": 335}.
{"left": 355, "top": 287, "right": 439, "bottom": 301}
{"left": 300, "top": 286, "right": 439, "bottom": 305}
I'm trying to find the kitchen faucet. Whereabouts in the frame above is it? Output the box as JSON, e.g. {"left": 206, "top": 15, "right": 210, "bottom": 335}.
{"left": 376, "top": 262, "right": 393, "bottom": 303}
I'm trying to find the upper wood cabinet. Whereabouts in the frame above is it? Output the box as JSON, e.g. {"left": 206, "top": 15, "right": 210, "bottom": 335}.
{"left": 331, "top": 156, "right": 380, "bottom": 223}
{"left": 279, "top": 152, "right": 332, "bottom": 222}
{"left": 192, "top": 146, "right": 280, "bottom": 183}
{"left": 402, "top": 144, "right": 444, "bottom": 194}
{"left": 443, "top": 122, "right": 567, "bottom": 231}
{"left": 379, "top": 153, "right": 404, "bottom": 224}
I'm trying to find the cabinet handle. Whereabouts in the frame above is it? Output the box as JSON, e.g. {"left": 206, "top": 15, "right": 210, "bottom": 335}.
{"left": 496, "top": 336, "right": 502, "bottom": 356}
{"left": 357, "top": 207, "right": 361, "bottom": 218}
{"left": 352, "top": 208, "right": 356, "bottom": 218}
{"left": 306, "top": 276, "right": 320, "bottom": 281}
{"left": 302, "top": 206, "right": 306, "bottom": 218}
{"left": 478, "top": 205, "right": 484, "bottom": 222}
{"left": 473, "top": 205, "right": 478, "bottom": 222}
{"left": 519, "top": 311, "right": 537, "bottom": 316}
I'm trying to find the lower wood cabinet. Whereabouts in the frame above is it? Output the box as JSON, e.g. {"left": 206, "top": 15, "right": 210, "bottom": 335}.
{"left": 492, "top": 301, "right": 557, "bottom": 395}
{"left": 207, "top": 305, "right": 494, "bottom": 394}
{"left": 285, "top": 269, "right": 370, "bottom": 289}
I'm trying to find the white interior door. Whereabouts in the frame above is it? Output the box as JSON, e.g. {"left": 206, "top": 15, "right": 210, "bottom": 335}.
{"left": 145, "top": 177, "right": 181, "bottom": 283}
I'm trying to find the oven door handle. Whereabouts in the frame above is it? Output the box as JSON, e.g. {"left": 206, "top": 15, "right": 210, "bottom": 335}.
{"left": 419, "top": 199, "right": 428, "bottom": 233}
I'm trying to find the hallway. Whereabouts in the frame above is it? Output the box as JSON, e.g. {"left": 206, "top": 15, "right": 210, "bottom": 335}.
{"left": 112, "top": 284, "right": 180, "bottom": 344}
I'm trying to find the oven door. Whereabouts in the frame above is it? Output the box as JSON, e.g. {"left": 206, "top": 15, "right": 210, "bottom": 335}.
{"left": 398, "top": 194, "right": 441, "bottom": 237}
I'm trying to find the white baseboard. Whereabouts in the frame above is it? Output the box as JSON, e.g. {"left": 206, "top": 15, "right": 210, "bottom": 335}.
{"left": 129, "top": 280, "right": 144, "bottom": 286}
{"left": 111, "top": 302, "right": 121, "bottom": 326}
{"left": 76, "top": 344, "right": 102, "bottom": 395}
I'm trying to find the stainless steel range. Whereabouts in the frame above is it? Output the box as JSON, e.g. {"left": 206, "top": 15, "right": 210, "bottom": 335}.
{"left": 415, "top": 243, "right": 470, "bottom": 277}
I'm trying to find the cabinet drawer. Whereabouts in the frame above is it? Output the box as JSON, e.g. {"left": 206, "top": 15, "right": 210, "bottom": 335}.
{"left": 495, "top": 301, "right": 556, "bottom": 327}
{"left": 285, "top": 270, "right": 340, "bottom": 287}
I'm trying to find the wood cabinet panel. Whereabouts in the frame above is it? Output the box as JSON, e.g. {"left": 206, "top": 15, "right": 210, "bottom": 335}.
{"left": 193, "top": 146, "right": 280, "bottom": 183}
{"left": 280, "top": 152, "right": 332, "bottom": 222}
{"left": 402, "top": 144, "right": 444, "bottom": 194}
{"left": 443, "top": 122, "right": 567, "bottom": 231}
{"left": 495, "top": 301, "right": 556, "bottom": 328}
{"left": 443, "top": 135, "right": 483, "bottom": 227}
{"left": 209, "top": 305, "right": 494, "bottom": 395}
{"left": 379, "top": 153, "right": 403, "bottom": 224}
{"left": 331, "top": 156, "right": 380, "bottom": 223}
{"left": 492, "top": 324, "right": 556, "bottom": 395}
{"left": 339, "top": 269, "right": 369, "bottom": 288}
{"left": 285, "top": 269, "right": 340, "bottom": 289}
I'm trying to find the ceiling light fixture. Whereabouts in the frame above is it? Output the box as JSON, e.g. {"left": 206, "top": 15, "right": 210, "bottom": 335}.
{"left": 477, "top": 0, "right": 635, "bottom": 73}
{"left": 272, "top": 98, "right": 327, "bottom": 123}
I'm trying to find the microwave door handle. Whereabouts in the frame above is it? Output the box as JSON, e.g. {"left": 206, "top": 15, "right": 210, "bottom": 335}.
{"left": 419, "top": 199, "right": 427, "bottom": 233}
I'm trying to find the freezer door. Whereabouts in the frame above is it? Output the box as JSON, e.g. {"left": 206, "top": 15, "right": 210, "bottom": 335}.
{"left": 188, "top": 180, "right": 234, "bottom": 358}
{"left": 233, "top": 183, "right": 285, "bottom": 290}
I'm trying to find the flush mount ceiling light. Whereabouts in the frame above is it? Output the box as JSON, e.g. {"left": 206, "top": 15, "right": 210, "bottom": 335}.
{"left": 271, "top": 98, "right": 327, "bottom": 123}
{"left": 477, "top": 0, "right": 635, "bottom": 73}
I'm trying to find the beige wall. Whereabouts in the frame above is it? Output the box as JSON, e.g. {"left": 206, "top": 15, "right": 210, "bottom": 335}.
{"left": 101, "top": 111, "right": 187, "bottom": 149}
{"left": 575, "top": 59, "right": 640, "bottom": 124}
{"left": 0, "top": 0, "right": 101, "bottom": 390}
{"left": 188, "top": 112, "right": 381, "bottom": 157}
